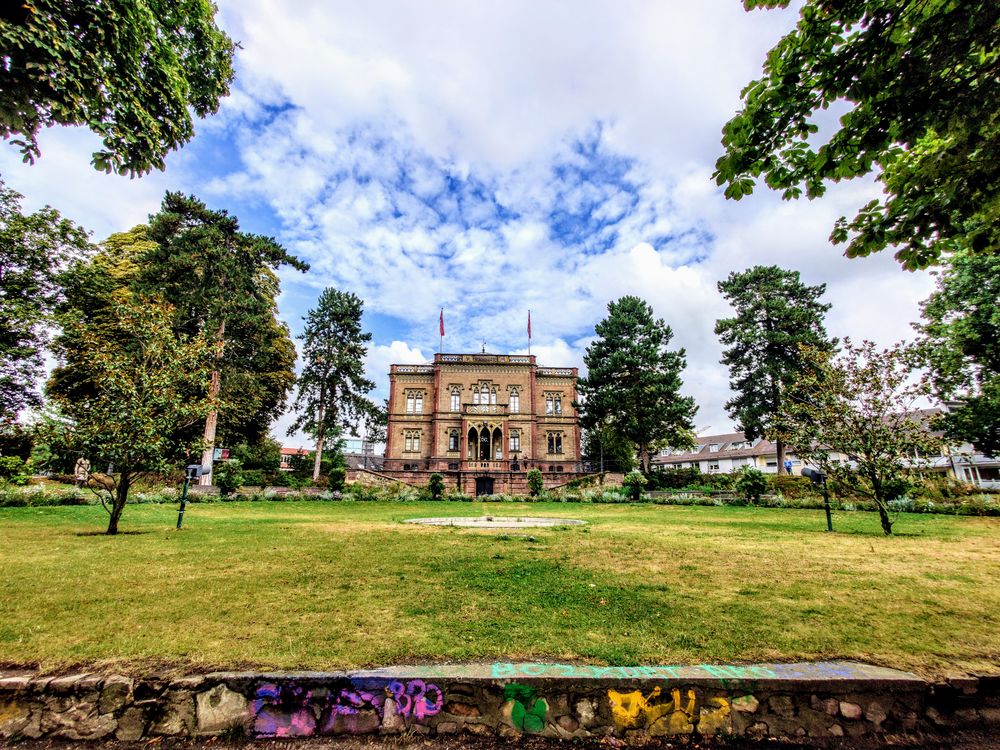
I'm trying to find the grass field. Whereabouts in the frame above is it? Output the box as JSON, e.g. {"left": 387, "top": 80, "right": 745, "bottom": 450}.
{"left": 1, "top": 500, "right": 998, "bottom": 678}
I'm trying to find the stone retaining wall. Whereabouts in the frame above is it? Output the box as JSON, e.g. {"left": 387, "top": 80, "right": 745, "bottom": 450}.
{"left": 1, "top": 662, "right": 997, "bottom": 743}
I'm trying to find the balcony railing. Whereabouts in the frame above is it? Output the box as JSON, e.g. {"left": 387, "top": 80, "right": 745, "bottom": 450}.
{"left": 464, "top": 403, "right": 508, "bottom": 415}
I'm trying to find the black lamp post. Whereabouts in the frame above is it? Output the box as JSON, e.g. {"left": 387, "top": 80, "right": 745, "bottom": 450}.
{"left": 802, "top": 467, "right": 833, "bottom": 532}
{"left": 177, "top": 464, "right": 209, "bottom": 529}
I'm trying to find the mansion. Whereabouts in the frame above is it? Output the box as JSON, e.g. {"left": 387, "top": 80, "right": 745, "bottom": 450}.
{"left": 383, "top": 352, "right": 586, "bottom": 495}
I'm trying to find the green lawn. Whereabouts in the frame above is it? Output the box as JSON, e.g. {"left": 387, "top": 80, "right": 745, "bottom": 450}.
{"left": 1, "top": 500, "right": 998, "bottom": 677}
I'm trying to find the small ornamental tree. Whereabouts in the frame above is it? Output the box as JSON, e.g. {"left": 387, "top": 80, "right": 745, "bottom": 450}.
{"left": 776, "top": 340, "right": 943, "bottom": 535}
{"left": 49, "top": 294, "right": 216, "bottom": 534}
{"left": 622, "top": 470, "right": 648, "bottom": 502}
{"left": 734, "top": 466, "right": 768, "bottom": 505}
{"left": 526, "top": 468, "right": 544, "bottom": 497}
{"left": 428, "top": 473, "right": 445, "bottom": 500}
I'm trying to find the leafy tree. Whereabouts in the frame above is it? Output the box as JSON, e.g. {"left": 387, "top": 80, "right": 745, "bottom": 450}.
{"left": 577, "top": 296, "right": 697, "bottom": 474}
{"left": 716, "top": 266, "right": 833, "bottom": 474}
{"left": 1, "top": 0, "right": 235, "bottom": 175}
{"left": 734, "top": 465, "right": 768, "bottom": 505}
{"left": 213, "top": 459, "right": 243, "bottom": 497}
{"left": 288, "top": 288, "right": 378, "bottom": 482}
{"left": 140, "top": 193, "right": 307, "bottom": 483}
{"left": 714, "top": 1, "right": 999, "bottom": 269}
{"left": 622, "top": 470, "right": 648, "bottom": 502}
{"left": 52, "top": 223, "right": 298, "bottom": 451}
{"left": 915, "top": 251, "right": 1000, "bottom": 456}
{"left": 776, "top": 339, "right": 943, "bottom": 535}
{"left": 582, "top": 423, "right": 635, "bottom": 473}
{"left": 428, "top": 472, "right": 445, "bottom": 500}
{"left": 49, "top": 294, "right": 215, "bottom": 534}
{"left": 526, "top": 468, "right": 544, "bottom": 497}
{"left": 0, "top": 181, "right": 92, "bottom": 422}
{"left": 231, "top": 437, "right": 282, "bottom": 474}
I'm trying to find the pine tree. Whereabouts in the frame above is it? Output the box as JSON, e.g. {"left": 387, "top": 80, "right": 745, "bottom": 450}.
{"left": 289, "top": 289, "right": 378, "bottom": 481}
{"left": 577, "top": 296, "right": 696, "bottom": 474}
{"left": 139, "top": 193, "right": 308, "bottom": 483}
{"left": 715, "top": 266, "right": 833, "bottom": 474}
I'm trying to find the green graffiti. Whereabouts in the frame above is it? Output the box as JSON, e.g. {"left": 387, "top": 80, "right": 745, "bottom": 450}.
{"left": 504, "top": 683, "right": 548, "bottom": 733}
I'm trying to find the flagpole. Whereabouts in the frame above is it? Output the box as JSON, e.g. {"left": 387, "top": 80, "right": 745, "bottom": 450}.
{"left": 439, "top": 308, "right": 444, "bottom": 354}
{"left": 527, "top": 309, "right": 531, "bottom": 356}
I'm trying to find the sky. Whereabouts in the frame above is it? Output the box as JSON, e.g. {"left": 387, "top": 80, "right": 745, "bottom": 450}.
{"left": 1, "top": 0, "right": 936, "bottom": 443}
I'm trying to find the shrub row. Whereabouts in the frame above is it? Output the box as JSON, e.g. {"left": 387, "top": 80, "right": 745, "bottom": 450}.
{"left": 2, "top": 482, "right": 998, "bottom": 516}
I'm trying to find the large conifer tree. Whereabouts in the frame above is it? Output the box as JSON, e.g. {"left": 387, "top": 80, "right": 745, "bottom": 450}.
{"left": 289, "top": 289, "right": 378, "bottom": 481}
{"left": 577, "top": 296, "right": 696, "bottom": 474}
{"left": 139, "top": 193, "right": 308, "bottom": 482}
{"left": 715, "top": 265, "right": 833, "bottom": 474}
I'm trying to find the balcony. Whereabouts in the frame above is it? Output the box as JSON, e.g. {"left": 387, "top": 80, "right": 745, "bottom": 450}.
{"left": 463, "top": 403, "right": 508, "bottom": 415}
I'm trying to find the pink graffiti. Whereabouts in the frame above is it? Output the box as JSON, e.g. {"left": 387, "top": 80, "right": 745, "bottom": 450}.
{"left": 388, "top": 679, "right": 443, "bottom": 719}
{"left": 252, "top": 683, "right": 317, "bottom": 737}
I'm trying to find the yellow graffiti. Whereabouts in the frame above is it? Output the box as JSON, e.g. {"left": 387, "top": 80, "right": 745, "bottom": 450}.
{"left": 607, "top": 687, "right": 697, "bottom": 735}
{"left": 698, "top": 697, "right": 731, "bottom": 735}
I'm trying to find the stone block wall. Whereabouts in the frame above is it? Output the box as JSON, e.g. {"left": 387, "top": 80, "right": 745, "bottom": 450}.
{"left": 1, "top": 663, "right": 998, "bottom": 743}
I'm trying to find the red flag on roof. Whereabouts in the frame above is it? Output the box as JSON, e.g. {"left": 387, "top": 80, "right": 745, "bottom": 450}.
{"left": 439, "top": 308, "right": 444, "bottom": 337}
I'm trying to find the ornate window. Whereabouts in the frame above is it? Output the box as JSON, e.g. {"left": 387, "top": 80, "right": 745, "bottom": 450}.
{"left": 405, "top": 390, "right": 424, "bottom": 414}
{"left": 509, "top": 389, "right": 519, "bottom": 413}
{"left": 472, "top": 386, "right": 480, "bottom": 405}
{"left": 490, "top": 387, "right": 497, "bottom": 405}
{"left": 546, "top": 432, "right": 563, "bottom": 454}
{"left": 448, "top": 429, "right": 459, "bottom": 451}
{"left": 450, "top": 388, "right": 460, "bottom": 412}
{"left": 404, "top": 430, "right": 421, "bottom": 452}
{"left": 554, "top": 395, "right": 562, "bottom": 414}
{"left": 545, "top": 395, "right": 554, "bottom": 414}
{"left": 509, "top": 430, "right": 521, "bottom": 452}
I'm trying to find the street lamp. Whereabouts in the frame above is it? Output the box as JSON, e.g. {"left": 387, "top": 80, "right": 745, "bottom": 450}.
{"left": 802, "top": 467, "right": 833, "bottom": 532}
{"left": 177, "top": 464, "right": 209, "bottom": 529}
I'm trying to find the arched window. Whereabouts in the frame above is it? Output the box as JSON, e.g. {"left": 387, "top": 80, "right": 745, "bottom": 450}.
{"left": 472, "top": 386, "right": 480, "bottom": 405}
{"left": 450, "top": 388, "right": 460, "bottom": 411}
{"left": 545, "top": 395, "right": 554, "bottom": 414}
{"left": 509, "top": 389, "right": 519, "bottom": 413}
{"left": 490, "top": 387, "right": 497, "bottom": 405}
{"left": 554, "top": 395, "right": 562, "bottom": 414}
{"left": 448, "top": 430, "right": 459, "bottom": 451}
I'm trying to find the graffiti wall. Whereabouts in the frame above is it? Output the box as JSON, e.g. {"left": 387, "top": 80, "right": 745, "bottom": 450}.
{"left": 0, "top": 661, "right": 943, "bottom": 743}
{"left": 251, "top": 679, "right": 444, "bottom": 737}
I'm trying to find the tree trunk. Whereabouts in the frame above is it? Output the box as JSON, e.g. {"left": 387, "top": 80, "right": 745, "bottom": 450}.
{"left": 312, "top": 406, "right": 325, "bottom": 482}
{"left": 199, "top": 319, "right": 226, "bottom": 486}
{"left": 875, "top": 501, "right": 894, "bottom": 535}
{"left": 106, "top": 473, "right": 130, "bottom": 535}
{"left": 639, "top": 444, "right": 650, "bottom": 474}
{"left": 775, "top": 437, "right": 786, "bottom": 475}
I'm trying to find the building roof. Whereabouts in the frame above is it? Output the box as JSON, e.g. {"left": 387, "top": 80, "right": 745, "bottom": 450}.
{"left": 655, "top": 432, "right": 785, "bottom": 463}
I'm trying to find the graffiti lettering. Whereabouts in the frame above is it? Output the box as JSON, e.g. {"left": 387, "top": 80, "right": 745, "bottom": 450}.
{"left": 490, "top": 662, "right": 781, "bottom": 680}
{"left": 503, "top": 683, "right": 548, "bottom": 733}
{"left": 388, "top": 679, "right": 443, "bottom": 720}
{"left": 609, "top": 687, "right": 696, "bottom": 734}
{"left": 250, "top": 679, "right": 442, "bottom": 737}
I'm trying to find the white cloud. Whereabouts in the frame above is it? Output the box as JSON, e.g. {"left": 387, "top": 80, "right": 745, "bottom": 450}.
{"left": 1, "top": 0, "right": 939, "bottom": 445}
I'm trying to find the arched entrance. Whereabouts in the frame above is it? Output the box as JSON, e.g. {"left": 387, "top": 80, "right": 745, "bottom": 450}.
{"left": 467, "top": 422, "right": 503, "bottom": 461}
{"left": 475, "top": 477, "right": 495, "bottom": 496}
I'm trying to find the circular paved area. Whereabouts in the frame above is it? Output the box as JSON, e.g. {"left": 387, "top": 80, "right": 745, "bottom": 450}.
{"left": 403, "top": 516, "right": 586, "bottom": 528}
